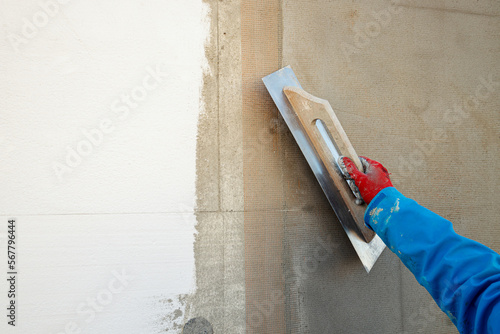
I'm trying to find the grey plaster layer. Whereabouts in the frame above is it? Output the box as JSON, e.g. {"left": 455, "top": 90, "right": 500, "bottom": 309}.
{"left": 195, "top": 0, "right": 243, "bottom": 213}
{"left": 219, "top": 0, "right": 244, "bottom": 213}
{"left": 184, "top": 212, "right": 245, "bottom": 333}
{"left": 185, "top": 211, "right": 225, "bottom": 332}
{"left": 196, "top": 0, "right": 220, "bottom": 213}
{"left": 282, "top": 0, "right": 499, "bottom": 333}
{"left": 188, "top": 0, "right": 245, "bottom": 333}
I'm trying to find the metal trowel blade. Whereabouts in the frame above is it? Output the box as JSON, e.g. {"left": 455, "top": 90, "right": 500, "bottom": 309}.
{"left": 262, "top": 66, "right": 385, "bottom": 272}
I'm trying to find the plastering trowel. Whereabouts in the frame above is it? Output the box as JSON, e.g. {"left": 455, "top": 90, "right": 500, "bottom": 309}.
{"left": 262, "top": 66, "right": 385, "bottom": 272}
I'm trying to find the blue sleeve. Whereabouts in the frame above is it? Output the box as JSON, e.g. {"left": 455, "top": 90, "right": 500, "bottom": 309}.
{"left": 365, "top": 187, "right": 500, "bottom": 333}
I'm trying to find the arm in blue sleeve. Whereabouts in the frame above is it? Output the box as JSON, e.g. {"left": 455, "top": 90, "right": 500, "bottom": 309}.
{"left": 365, "top": 187, "right": 500, "bottom": 333}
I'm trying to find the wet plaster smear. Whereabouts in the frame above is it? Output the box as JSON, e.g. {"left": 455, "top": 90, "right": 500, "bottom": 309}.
{"left": 0, "top": 1, "right": 209, "bottom": 333}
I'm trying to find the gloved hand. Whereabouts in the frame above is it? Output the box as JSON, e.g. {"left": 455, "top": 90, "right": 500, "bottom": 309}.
{"left": 341, "top": 156, "right": 393, "bottom": 204}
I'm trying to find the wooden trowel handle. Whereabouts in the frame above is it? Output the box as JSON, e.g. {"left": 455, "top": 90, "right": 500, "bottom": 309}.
{"left": 283, "top": 86, "right": 375, "bottom": 243}
{"left": 283, "top": 86, "right": 363, "bottom": 170}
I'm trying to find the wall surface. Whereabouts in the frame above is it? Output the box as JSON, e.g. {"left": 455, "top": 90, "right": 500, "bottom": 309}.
{"left": 1, "top": 0, "right": 499, "bottom": 333}
{"left": 238, "top": 0, "right": 499, "bottom": 333}
{"left": 280, "top": 1, "right": 500, "bottom": 333}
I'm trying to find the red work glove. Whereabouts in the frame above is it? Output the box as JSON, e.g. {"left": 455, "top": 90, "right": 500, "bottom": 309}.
{"left": 341, "top": 156, "right": 393, "bottom": 204}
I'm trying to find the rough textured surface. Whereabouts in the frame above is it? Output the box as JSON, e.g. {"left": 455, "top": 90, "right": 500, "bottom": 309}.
{"left": 188, "top": 0, "right": 246, "bottom": 333}
{"left": 280, "top": 0, "right": 499, "bottom": 333}
{"left": 192, "top": 0, "right": 500, "bottom": 333}
{"left": 241, "top": 1, "right": 286, "bottom": 333}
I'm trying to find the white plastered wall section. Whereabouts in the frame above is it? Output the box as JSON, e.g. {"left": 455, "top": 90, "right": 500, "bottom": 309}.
{"left": 0, "top": 1, "right": 208, "bottom": 333}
